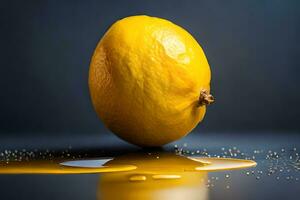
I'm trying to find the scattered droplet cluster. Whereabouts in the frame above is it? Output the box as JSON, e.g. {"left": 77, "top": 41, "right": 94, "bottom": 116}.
{"left": 174, "top": 144, "right": 248, "bottom": 159}
{"left": 174, "top": 144, "right": 300, "bottom": 189}
{"left": 0, "top": 146, "right": 88, "bottom": 163}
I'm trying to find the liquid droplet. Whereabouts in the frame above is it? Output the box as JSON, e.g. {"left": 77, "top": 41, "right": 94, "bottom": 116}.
{"left": 129, "top": 175, "right": 146, "bottom": 182}
{"left": 152, "top": 174, "right": 181, "bottom": 180}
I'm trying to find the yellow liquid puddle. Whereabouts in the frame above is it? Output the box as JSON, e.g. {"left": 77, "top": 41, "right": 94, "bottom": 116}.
{"left": 0, "top": 152, "right": 256, "bottom": 175}
{"left": 0, "top": 152, "right": 256, "bottom": 200}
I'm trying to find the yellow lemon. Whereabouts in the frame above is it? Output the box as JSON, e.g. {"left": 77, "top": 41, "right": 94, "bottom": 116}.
{"left": 89, "top": 15, "right": 214, "bottom": 147}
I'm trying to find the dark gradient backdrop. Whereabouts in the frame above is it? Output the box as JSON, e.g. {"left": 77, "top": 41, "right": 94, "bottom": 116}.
{"left": 1, "top": 0, "right": 299, "bottom": 136}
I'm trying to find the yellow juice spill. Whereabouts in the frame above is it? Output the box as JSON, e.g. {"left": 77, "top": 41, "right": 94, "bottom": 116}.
{"left": 0, "top": 152, "right": 256, "bottom": 200}
{"left": 0, "top": 152, "right": 256, "bottom": 174}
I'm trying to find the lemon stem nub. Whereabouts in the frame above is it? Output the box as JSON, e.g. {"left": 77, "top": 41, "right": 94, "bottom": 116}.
{"left": 198, "top": 89, "right": 214, "bottom": 107}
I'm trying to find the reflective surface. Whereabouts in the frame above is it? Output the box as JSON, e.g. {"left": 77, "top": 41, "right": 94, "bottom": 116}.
{"left": 0, "top": 133, "right": 299, "bottom": 200}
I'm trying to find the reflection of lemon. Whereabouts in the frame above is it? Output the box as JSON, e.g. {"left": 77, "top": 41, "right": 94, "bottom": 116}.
{"left": 89, "top": 15, "right": 214, "bottom": 146}
{"left": 99, "top": 153, "right": 208, "bottom": 200}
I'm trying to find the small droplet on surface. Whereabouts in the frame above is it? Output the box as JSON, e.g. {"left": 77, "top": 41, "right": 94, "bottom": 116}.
{"left": 129, "top": 175, "right": 147, "bottom": 182}
{"left": 152, "top": 174, "right": 181, "bottom": 180}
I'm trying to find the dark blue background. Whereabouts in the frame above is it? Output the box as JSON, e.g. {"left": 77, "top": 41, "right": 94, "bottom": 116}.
{"left": 1, "top": 0, "right": 299, "bottom": 136}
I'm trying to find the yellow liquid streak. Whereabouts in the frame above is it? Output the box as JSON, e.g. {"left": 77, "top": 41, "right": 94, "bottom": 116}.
{"left": 190, "top": 157, "right": 257, "bottom": 171}
{"left": 0, "top": 160, "right": 136, "bottom": 174}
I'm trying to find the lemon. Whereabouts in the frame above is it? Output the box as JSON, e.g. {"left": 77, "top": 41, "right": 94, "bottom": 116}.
{"left": 89, "top": 15, "right": 214, "bottom": 147}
